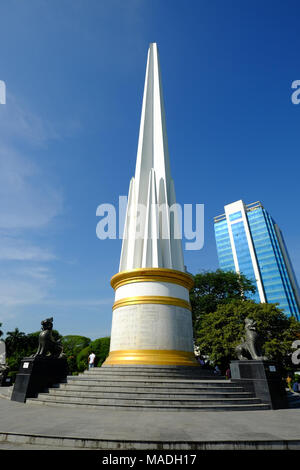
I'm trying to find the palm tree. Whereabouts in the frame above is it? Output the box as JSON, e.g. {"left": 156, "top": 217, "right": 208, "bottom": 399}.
{"left": 5, "top": 328, "right": 27, "bottom": 356}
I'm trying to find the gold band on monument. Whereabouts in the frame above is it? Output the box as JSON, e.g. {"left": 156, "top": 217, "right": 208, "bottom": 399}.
{"left": 112, "top": 295, "right": 192, "bottom": 311}
{"left": 111, "top": 268, "right": 194, "bottom": 291}
{"left": 103, "top": 349, "right": 198, "bottom": 366}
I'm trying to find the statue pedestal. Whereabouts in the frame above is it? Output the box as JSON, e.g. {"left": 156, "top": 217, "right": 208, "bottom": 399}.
{"left": 0, "top": 367, "right": 9, "bottom": 386}
{"left": 11, "top": 356, "right": 68, "bottom": 403}
{"left": 230, "top": 360, "right": 288, "bottom": 410}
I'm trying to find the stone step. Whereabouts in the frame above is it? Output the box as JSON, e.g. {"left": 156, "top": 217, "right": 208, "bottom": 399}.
{"left": 47, "top": 389, "right": 254, "bottom": 399}
{"left": 81, "top": 371, "right": 222, "bottom": 380}
{"left": 100, "top": 365, "right": 206, "bottom": 370}
{"left": 24, "top": 365, "right": 270, "bottom": 412}
{"left": 56, "top": 383, "right": 246, "bottom": 393}
{"left": 27, "top": 397, "right": 270, "bottom": 412}
{"left": 86, "top": 366, "right": 215, "bottom": 373}
{"left": 68, "top": 375, "right": 229, "bottom": 383}
{"left": 84, "top": 365, "right": 217, "bottom": 374}
{"left": 65, "top": 378, "right": 234, "bottom": 388}
{"left": 31, "top": 393, "right": 262, "bottom": 406}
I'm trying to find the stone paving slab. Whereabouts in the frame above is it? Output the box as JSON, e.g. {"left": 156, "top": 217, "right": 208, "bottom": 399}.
{"left": 0, "top": 440, "right": 81, "bottom": 450}
{"left": 0, "top": 396, "right": 300, "bottom": 450}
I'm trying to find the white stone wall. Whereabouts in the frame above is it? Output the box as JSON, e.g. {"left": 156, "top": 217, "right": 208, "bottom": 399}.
{"left": 109, "top": 303, "right": 194, "bottom": 352}
{"left": 114, "top": 281, "right": 189, "bottom": 302}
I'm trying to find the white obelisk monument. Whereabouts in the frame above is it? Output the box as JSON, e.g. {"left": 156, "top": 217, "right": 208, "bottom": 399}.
{"left": 103, "top": 43, "right": 197, "bottom": 366}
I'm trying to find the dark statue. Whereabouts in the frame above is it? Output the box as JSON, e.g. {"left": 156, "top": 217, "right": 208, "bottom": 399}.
{"left": 33, "top": 317, "right": 65, "bottom": 358}
{"left": 235, "top": 318, "right": 268, "bottom": 361}
{"left": 11, "top": 317, "right": 68, "bottom": 402}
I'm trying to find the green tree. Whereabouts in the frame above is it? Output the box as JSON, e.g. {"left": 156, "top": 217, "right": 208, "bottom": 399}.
{"left": 5, "top": 328, "right": 28, "bottom": 374}
{"left": 76, "top": 337, "right": 110, "bottom": 372}
{"left": 61, "top": 335, "right": 91, "bottom": 374}
{"left": 5, "top": 328, "right": 27, "bottom": 357}
{"left": 61, "top": 335, "right": 91, "bottom": 356}
{"left": 196, "top": 300, "right": 300, "bottom": 373}
{"left": 190, "top": 270, "right": 256, "bottom": 330}
{"left": 0, "top": 322, "right": 3, "bottom": 338}
{"left": 5, "top": 328, "right": 62, "bottom": 378}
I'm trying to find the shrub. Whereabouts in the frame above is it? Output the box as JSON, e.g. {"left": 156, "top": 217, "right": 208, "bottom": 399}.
{"left": 76, "top": 337, "right": 110, "bottom": 370}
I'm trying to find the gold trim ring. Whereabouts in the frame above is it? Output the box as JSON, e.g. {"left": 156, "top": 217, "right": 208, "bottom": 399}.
{"left": 111, "top": 268, "right": 194, "bottom": 291}
{"left": 103, "top": 349, "right": 199, "bottom": 366}
{"left": 113, "top": 295, "right": 192, "bottom": 311}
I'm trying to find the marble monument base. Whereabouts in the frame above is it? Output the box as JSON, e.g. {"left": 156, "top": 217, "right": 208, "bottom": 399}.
{"left": 230, "top": 360, "right": 288, "bottom": 410}
{"left": 11, "top": 356, "right": 68, "bottom": 403}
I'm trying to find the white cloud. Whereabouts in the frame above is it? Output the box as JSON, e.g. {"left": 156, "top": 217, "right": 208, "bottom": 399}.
{"left": 0, "top": 145, "right": 63, "bottom": 230}
{"left": 0, "top": 266, "right": 56, "bottom": 332}
{"left": 0, "top": 93, "right": 59, "bottom": 145}
{"left": 39, "top": 298, "right": 112, "bottom": 308}
{"left": 13, "top": 265, "right": 54, "bottom": 281}
{"left": 0, "top": 93, "right": 64, "bottom": 320}
{"left": 0, "top": 90, "right": 64, "bottom": 229}
{"left": 0, "top": 236, "right": 56, "bottom": 261}
{"left": 0, "top": 278, "right": 51, "bottom": 308}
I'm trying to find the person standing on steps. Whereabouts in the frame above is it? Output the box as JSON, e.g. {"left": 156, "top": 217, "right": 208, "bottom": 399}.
{"left": 88, "top": 351, "right": 96, "bottom": 370}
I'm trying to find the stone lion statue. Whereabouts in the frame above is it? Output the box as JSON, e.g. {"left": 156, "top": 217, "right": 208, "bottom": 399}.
{"left": 235, "top": 318, "right": 268, "bottom": 361}
{"left": 34, "top": 317, "right": 64, "bottom": 358}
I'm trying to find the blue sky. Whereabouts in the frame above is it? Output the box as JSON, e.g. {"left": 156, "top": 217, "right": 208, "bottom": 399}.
{"left": 0, "top": 0, "right": 299, "bottom": 339}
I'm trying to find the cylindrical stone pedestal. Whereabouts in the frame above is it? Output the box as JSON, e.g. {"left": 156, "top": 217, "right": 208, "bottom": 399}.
{"left": 103, "top": 268, "right": 198, "bottom": 366}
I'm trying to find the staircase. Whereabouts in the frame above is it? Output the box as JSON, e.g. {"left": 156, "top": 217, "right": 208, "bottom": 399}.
{"left": 26, "top": 366, "right": 270, "bottom": 411}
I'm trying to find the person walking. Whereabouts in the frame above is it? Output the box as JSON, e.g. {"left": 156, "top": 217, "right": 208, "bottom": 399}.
{"left": 88, "top": 351, "right": 96, "bottom": 370}
{"left": 286, "top": 375, "right": 292, "bottom": 391}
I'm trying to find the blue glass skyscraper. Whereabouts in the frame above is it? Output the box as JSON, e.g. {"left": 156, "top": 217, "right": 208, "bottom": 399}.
{"left": 214, "top": 200, "right": 300, "bottom": 319}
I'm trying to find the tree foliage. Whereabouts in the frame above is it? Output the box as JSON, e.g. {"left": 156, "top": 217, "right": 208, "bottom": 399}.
{"left": 76, "top": 337, "right": 110, "bottom": 372}
{"left": 61, "top": 335, "right": 91, "bottom": 356}
{"left": 61, "top": 335, "right": 91, "bottom": 374}
{"left": 2, "top": 324, "right": 110, "bottom": 379}
{"left": 4, "top": 328, "right": 62, "bottom": 375}
{"left": 191, "top": 269, "right": 300, "bottom": 374}
{"left": 5, "top": 328, "right": 27, "bottom": 357}
{"left": 196, "top": 299, "right": 300, "bottom": 372}
{"left": 190, "top": 269, "right": 256, "bottom": 333}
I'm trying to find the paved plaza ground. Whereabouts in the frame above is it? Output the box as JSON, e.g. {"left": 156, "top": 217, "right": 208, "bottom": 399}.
{"left": 0, "top": 390, "right": 300, "bottom": 450}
